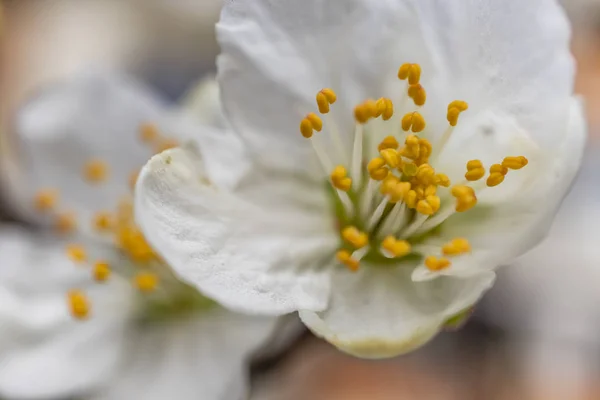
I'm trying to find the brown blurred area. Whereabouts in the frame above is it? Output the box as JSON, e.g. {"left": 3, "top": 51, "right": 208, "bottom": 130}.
{"left": 2, "top": 1, "right": 600, "bottom": 400}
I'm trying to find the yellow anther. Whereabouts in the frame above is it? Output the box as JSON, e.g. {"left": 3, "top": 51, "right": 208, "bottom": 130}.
{"left": 486, "top": 173, "right": 505, "bottom": 187}
{"left": 465, "top": 159, "right": 485, "bottom": 181}
{"left": 367, "top": 157, "right": 389, "bottom": 181}
{"left": 442, "top": 238, "right": 471, "bottom": 256}
{"left": 377, "top": 135, "right": 399, "bottom": 152}
{"left": 380, "top": 175, "right": 400, "bottom": 195}
{"left": 502, "top": 156, "right": 528, "bottom": 170}
{"left": 398, "top": 63, "right": 422, "bottom": 84}
{"left": 416, "top": 164, "right": 435, "bottom": 184}
{"left": 134, "top": 272, "right": 159, "bottom": 293}
{"left": 139, "top": 123, "right": 159, "bottom": 143}
{"left": 66, "top": 244, "right": 87, "bottom": 263}
{"left": 407, "top": 84, "right": 427, "bottom": 106}
{"left": 489, "top": 163, "right": 508, "bottom": 175}
{"left": 341, "top": 226, "right": 369, "bottom": 249}
{"left": 401, "top": 112, "right": 426, "bottom": 133}
{"left": 316, "top": 88, "right": 337, "bottom": 113}
{"left": 336, "top": 249, "right": 360, "bottom": 272}
{"left": 68, "top": 290, "right": 90, "bottom": 320}
{"left": 380, "top": 148, "right": 401, "bottom": 168}
{"left": 354, "top": 100, "right": 377, "bottom": 124}
{"left": 416, "top": 195, "right": 440, "bottom": 215}
{"left": 129, "top": 170, "right": 140, "bottom": 191}
{"left": 447, "top": 100, "right": 469, "bottom": 126}
{"left": 451, "top": 185, "right": 477, "bottom": 212}
{"left": 117, "top": 226, "right": 156, "bottom": 264}
{"left": 388, "top": 181, "right": 411, "bottom": 203}
{"left": 34, "top": 189, "right": 59, "bottom": 212}
{"left": 417, "top": 138, "right": 432, "bottom": 164}
{"left": 402, "top": 162, "right": 418, "bottom": 177}
{"left": 93, "top": 211, "right": 114, "bottom": 232}
{"left": 330, "top": 166, "right": 352, "bottom": 192}
{"left": 84, "top": 159, "right": 109, "bottom": 183}
{"left": 435, "top": 173, "right": 451, "bottom": 187}
{"left": 375, "top": 98, "right": 394, "bottom": 120}
{"left": 155, "top": 138, "right": 179, "bottom": 154}
{"left": 425, "top": 185, "right": 437, "bottom": 197}
{"left": 405, "top": 190, "right": 417, "bottom": 208}
{"left": 300, "top": 118, "right": 314, "bottom": 138}
{"left": 381, "top": 236, "right": 411, "bottom": 258}
{"left": 426, "top": 195, "right": 441, "bottom": 213}
{"left": 425, "top": 256, "right": 451, "bottom": 272}
{"left": 93, "top": 261, "right": 111, "bottom": 282}
{"left": 306, "top": 113, "right": 323, "bottom": 131}
{"left": 55, "top": 212, "right": 77, "bottom": 235}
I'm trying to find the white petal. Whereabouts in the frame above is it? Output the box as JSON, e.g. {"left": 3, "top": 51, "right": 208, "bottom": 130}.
{"left": 180, "top": 75, "right": 229, "bottom": 129}
{"left": 300, "top": 266, "right": 495, "bottom": 358}
{"left": 1, "top": 71, "right": 195, "bottom": 235}
{"left": 0, "top": 227, "right": 134, "bottom": 399}
{"left": 91, "top": 310, "right": 280, "bottom": 400}
{"left": 216, "top": 0, "right": 573, "bottom": 169}
{"left": 135, "top": 146, "right": 336, "bottom": 315}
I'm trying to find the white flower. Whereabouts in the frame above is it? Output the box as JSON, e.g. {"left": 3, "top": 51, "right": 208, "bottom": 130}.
{"left": 135, "top": 0, "right": 587, "bottom": 358}
{"left": 0, "top": 72, "right": 295, "bottom": 400}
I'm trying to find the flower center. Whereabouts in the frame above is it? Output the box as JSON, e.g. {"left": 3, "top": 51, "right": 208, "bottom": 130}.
{"left": 300, "top": 63, "right": 529, "bottom": 273}
{"left": 32, "top": 123, "right": 214, "bottom": 320}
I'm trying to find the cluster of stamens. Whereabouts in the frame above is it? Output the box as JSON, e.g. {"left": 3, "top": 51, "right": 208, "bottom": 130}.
{"left": 33, "top": 124, "right": 181, "bottom": 320}
{"left": 299, "top": 63, "right": 529, "bottom": 274}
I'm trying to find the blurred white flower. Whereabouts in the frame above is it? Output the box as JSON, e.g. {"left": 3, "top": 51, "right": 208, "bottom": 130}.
{"left": 135, "top": 0, "right": 586, "bottom": 358}
{"left": 0, "top": 72, "right": 296, "bottom": 400}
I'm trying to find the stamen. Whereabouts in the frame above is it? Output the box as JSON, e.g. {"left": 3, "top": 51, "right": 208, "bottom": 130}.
{"left": 93, "top": 261, "right": 111, "bottom": 282}
{"left": 336, "top": 249, "right": 360, "bottom": 272}
{"left": 83, "top": 159, "right": 109, "bottom": 183}
{"left": 378, "top": 136, "right": 399, "bottom": 152}
{"left": 375, "top": 98, "right": 394, "bottom": 121}
{"left": 407, "top": 84, "right": 427, "bottom": 106}
{"left": 465, "top": 160, "right": 485, "bottom": 181}
{"left": 341, "top": 226, "right": 369, "bottom": 249}
{"left": 451, "top": 185, "right": 477, "bottom": 212}
{"left": 134, "top": 272, "right": 159, "bottom": 293}
{"left": 381, "top": 236, "right": 411, "bottom": 258}
{"left": 486, "top": 164, "right": 508, "bottom": 187}
{"left": 367, "top": 157, "right": 389, "bottom": 181}
{"left": 316, "top": 88, "right": 337, "bottom": 114}
{"left": 330, "top": 166, "right": 352, "bottom": 192}
{"left": 34, "top": 189, "right": 59, "bottom": 212}
{"left": 398, "top": 63, "right": 422, "bottom": 85}
{"left": 380, "top": 148, "right": 401, "bottom": 168}
{"left": 66, "top": 244, "right": 87, "bottom": 263}
{"left": 446, "top": 100, "right": 469, "bottom": 127}
{"left": 354, "top": 100, "right": 377, "bottom": 124}
{"left": 68, "top": 290, "right": 90, "bottom": 319}
{"left": 401, "top": 112, "right": 426, "bottom": 133}
{"left": 55, "top": 212, "right": 77, "bottom": 234}
{"left": 442, "top": 238, "right": 471, "bottom": 256}
{"left": 425, "top": 256, "right": 451, "bottom": 271}
{"left": 93, "top": 211, "right": 115, "bottom": 232}
{"left": 502, "top": 156, "right": 529, "bottom": 170}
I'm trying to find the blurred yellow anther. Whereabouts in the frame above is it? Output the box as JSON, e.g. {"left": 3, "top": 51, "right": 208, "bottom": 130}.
{"left": 93, "top": 261, "right": 111, "bottom": 282}
{"left": 425, "top": 256, "right": 451, "bottom": 271}
{"left": 407, "top": 84, "right": 427, "bottom": 106}
{"left": 341, "top": 226, "right": 369, "bottom": 249}
{"left": 451, "top": 185, "right": 477, "bottom": 212}
{"left": 300, "top": 113, "right": 323, "bottom": 138}
{"left": 354, "top": 100, "right": 377, "bottom": 124}
{"left": 401, "top": 112, "right": 426, "bottom": 133}
{"left": 381, "top": 236, "right": 411, "bottom": 258}
{"left": 155, "top": 138, "right": 179, "bottom": 154}
{"left": 68, "top": 290, "right": 90, "bottom": 320}
{"left": 388, "top": 181, "right": 411, "bottom": 203}
{"left": 442, "top": 238, "right": 471, "bottom": 256}
{"left": 129, "top": 170, "right": 140, "bottom": 191}
{"left": 330, "top": 166, "right": 352, "bottom": 192}
{"left": 405, "top": 190, "right": 417, "bottom": 208}
{"left": 398, "top": 63, "right": 422, "bottom": 85}
{"left": 316, "top": 88, "right": 337, "bottom": 114}
{"left": 367, "top": 157, "right": 389, "bottom": 181}
{"left": 34, "top": 189, "right": 59, "bottom": 212}
{"left": 378, "top": 136, "right": 399, "bottom": 152}
{"left": 435, "top": 173, "right": 451, "bottom": 187}
{"left": 380, "top": 148, "right": 400, "bottom": 168}
{"left": 447, "top": 100, "right": 469, "bottom": 126}
{"left": 139, "top": 123, "right": 159, "bottom": 143}
{"left": 66, "top": 244, "right": 87, "bottom": 263}
{"left": 55, "top": 212, "right": 77, "bottom": 234}
{"left": 84, "top": 159, "right": 109, "bottom": 183}
{"left": 375, "top": 98, "right": 394, "bottom": 120}
{"left": 117, "top": 225, "right": 156, "bottom": 264}
{"left": 134, "top": 272, "right": 159, "bottom": 293}
{"left": 465, "top": 159, "right": 485, "bottom": 181}
{"left": 502, "top": 156, "right": 528, "bottom": 170}
{"left": 336, "top": 250, "right": 360, "bottom": 272}
{"left": 93, "top": 211, "right": 114, "bottom": 232}
{"left": 402, "top": 162, "right": 418, "bottom": 177}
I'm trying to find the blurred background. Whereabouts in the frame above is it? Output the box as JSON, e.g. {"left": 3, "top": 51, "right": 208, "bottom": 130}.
{"left": 1, "top": 0, "right": 600, "bottom": 399}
